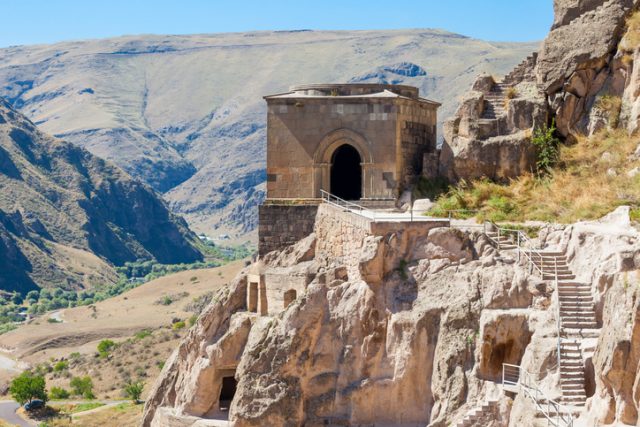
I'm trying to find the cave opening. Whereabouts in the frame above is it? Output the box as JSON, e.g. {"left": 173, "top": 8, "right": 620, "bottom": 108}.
{"left": 330, "top": 144, "right": 362, "bottom": 200}
{"left": 218, "top": 376, "right": 237, "bottom": 411}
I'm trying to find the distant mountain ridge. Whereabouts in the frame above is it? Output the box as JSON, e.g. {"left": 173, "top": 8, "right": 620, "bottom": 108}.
{"left": 0, "top": 29, "right": 539, "bottom": 240}
{"left": 0, "top": 99, "right": 201, "bottom": 292}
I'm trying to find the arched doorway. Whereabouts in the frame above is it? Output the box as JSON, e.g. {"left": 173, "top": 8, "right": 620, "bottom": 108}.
{"left": 330, "top": 144, "right": 362, "bottom": 200}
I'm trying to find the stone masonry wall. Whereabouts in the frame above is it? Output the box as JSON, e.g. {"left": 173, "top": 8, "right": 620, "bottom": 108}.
{"left": 258, "top": 204, "right": 318, "bottom": 256}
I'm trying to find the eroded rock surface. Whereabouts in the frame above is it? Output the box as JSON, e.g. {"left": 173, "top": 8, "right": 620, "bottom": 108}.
{"left": 442, "top": 0, "right": 640, "bottom": 182}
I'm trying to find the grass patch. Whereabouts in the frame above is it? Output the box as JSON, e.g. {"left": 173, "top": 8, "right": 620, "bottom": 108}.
{"left": 621, "top": 11, "right": 640, "bottom": 51}
{"left": 54, "top": 402, "right": 104, "bottom": 414}
{"left": 429, "top": 129, "right": 640, "bottom": 223}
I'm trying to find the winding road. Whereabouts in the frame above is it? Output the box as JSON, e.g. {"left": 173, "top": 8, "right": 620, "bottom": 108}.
{"left": 0, "top": 400, "right": 34, "bottom": 427}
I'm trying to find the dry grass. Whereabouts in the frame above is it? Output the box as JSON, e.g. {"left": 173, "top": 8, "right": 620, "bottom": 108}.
{"left": 0, "top": 261, "right": 244, "bottom": 400}
{"left": 430, "top": 129, "right": 640, "bottom": 223}
{"left": 620, "top": 11, "right": 640, "bottom": 51}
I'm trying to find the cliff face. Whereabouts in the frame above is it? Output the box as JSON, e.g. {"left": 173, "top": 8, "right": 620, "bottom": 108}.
{"left": 0, "top": 99, "right": 202, "bottom": 291}
{"left": 441, "top": 0, "right": 640, "bottom": 182}
{"left": 143, "top": 204, "right": 640, "bottom": 427}
{"left": 142, "top": 204, "right": 545, "bottom": 426}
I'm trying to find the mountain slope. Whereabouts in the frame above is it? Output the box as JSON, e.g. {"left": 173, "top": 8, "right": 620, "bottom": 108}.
{"left": 0, "top": 99, "right": 202, "bottom": 292}
{"left": 0, "top": 30, "right": 539, "bottom": 239}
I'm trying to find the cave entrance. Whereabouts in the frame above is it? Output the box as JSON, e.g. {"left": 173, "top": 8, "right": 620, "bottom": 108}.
{"left": 330, "top": 144, "right": 362, "bottom": 200}
{"left": 218, "top": 376, "right": 237, "bottom": 411}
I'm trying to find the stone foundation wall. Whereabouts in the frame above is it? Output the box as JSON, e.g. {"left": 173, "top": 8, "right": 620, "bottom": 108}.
{"left": 258, "top": 203, "right": 318, "bottom": 256}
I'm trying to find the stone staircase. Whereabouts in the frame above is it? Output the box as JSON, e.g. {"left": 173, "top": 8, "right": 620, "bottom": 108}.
{"left": 532, "top": 251, "right": 599, "bottom": 408}
{"left": 503, "top": 52, "right": 538, "bottom": 85}
{"left": 456, "top": 400, "right": 499, "bottom": 427}
{"left": 481, "top": 82, "right": 510, "bottom": 119}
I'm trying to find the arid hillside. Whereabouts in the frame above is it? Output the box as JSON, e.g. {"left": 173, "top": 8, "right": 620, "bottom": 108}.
{"left": 0, "top": 99, "right": 202, "bottom": 292}
{"left": 0, "top": 261, "right": 244, "bottom": 400}
{"left": 0, "top": 30, "right": 538, "bottom": 239}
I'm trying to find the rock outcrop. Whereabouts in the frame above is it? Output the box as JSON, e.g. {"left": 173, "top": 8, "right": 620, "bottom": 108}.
{"left": 144, "top": 195, "right": 640, "bottom": 427}
{"left": 144, "top": 203, "right": 561, "bottom": 427}
{"left": 441, "top": 0, "right": 640, "bottom": 182}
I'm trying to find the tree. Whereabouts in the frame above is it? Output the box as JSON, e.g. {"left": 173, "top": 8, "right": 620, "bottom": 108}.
{"left": 123, "top": 381, "right": 144, "bottom": 403}
{"left": 10, "top": 371, "right": 47, "bottom": 405}
{"left": 70, "top": 376, "right": 94, "bottom": 399}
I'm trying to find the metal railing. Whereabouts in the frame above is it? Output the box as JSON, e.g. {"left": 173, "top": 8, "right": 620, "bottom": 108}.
{"left": 503, "top": 364, "right": 574, "bottom": 427}
{"left": 484, "top": 222, "right": 546, "bottom": 277}
{"left": 320, "top": 190, "right": 449, "bottom": 223}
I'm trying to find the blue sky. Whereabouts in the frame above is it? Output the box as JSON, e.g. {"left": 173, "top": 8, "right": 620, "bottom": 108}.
{"left": 0, "top": 1, "right": 553, "bottom": 47}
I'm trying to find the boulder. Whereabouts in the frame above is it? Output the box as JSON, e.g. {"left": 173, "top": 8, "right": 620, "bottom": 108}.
{"left": 441, "top": 131, "right": 537, "bottom": 182}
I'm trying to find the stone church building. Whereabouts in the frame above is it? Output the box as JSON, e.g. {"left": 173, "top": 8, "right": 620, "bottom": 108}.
{"left": 259, "top": 83, "right": 440, "bottom": 255}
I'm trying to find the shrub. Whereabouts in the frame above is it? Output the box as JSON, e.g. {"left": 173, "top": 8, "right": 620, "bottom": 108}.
{"left": 123, "top": 381, "right": 144, "bottom": 403}
{"left": 53, "top": 361, "right": 68, "bottom": 372}
{"left": 505, "top": 86, "right": 518, "bottom": 99}
{"left": 188, "top": 314, "right": 198, "bottom": 327}
{"left": 70, "top": 376, "right": 94, "bottom": 399}
{"left": 172, "top": 321, "right": 186, "bottom": 330}
{"left": 97, "top": 339, "right": 116, "bottom": 357}
{"left": 134, "top": 329, "right": 152, "bottom": 340}
{"left": 49, "top": 386, "right": 70, "bottom": 399}
{"left": 531, "top": 120, "right": 560, "bottom": 174}
{"left": 10, "top": 371, "right": 48, "bottom": 405}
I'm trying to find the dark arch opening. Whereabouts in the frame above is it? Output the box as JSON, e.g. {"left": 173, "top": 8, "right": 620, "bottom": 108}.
{"left": 218, "top": 376, "right": 237, "bottom": 411}
{"left": 330, "top": 144, "right": 362, "bottom": 200}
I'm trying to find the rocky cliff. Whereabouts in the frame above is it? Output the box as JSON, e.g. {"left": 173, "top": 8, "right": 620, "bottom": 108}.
{"left": 0, "top": 99, "right": 202, "bottom": 292}
{"left": 143, "top": 199, "right": 640, "bottom": 426}
{"left": 0, "top": 30, "right": 537, "bottom": 238}
{"left": 441, "top": 0, "right": 640, "bottom": 182}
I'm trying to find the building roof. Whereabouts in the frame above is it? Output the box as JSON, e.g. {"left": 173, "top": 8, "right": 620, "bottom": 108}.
{"left": 264, "top": 83, "right": 441, "bottom": 107}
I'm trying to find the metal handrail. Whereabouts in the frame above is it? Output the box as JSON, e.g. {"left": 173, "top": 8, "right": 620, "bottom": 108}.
{"left": 503, "top": 364, "right": 574, "bottom": 427}
{"left": 320, "top": 190, "right": 453, "bottom": 223}
{"left": 485, "top": 222, "right": 545, "bottom": 277}
{"left": 320, "top": 189, "right": 377, "bottom": 221}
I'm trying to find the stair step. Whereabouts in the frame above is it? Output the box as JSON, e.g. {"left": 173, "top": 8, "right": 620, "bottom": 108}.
{"left": 560, "top": 308, "right": 594, "bottom": 313}
{"left": 562, "top": 385, "right": 586, "bottom": 391}
{"left": 562, "top": 324, "right": 598, "bottom": 329}
{"left": 561, "top": 378, "right": 585, "bottom": 385}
